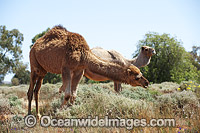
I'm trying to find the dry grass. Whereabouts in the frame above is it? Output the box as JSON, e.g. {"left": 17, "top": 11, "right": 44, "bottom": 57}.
{"left": 0, "top": 82, "right": 199, "bottom": 132}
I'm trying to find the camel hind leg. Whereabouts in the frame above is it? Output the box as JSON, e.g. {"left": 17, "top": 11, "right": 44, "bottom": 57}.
{"left": 34, "top": 75, "right": 45, "bottom": 118}
{"left": 28, "top": 49, "right": 47, "bottom": 116}
{"left": 27, "top": 72, "right": 37, "bottom": 115}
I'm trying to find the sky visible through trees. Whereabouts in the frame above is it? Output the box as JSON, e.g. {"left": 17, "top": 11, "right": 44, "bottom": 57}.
{"left": 0, "top": 0, "right": 200, "bottom": 81}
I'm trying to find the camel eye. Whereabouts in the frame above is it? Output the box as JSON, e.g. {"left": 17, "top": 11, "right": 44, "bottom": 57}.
{"left": 135, "top": 77, "right": 140, "bottom": 80}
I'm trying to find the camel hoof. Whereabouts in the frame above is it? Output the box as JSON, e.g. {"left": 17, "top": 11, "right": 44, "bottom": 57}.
{"left": 114, "top": 89, "right": 120, "bottom": 93}
{"left": 60, "top": 104, "right": 68, "bottom": 109}
{"left": 60, "top": 103, "right": 73, "bottom": 109}
{"left": 59, "top": 88, "right": 64, "bottom": 93}
{"left": 60, "top": 104, "right": 65, "bottom": 109}
{"left": 68, "top": 103, "right": 73, "bottom": 107}
{"left": 70, "top": 96, "right": 76, "bottom": 104}
{"left": 36, "top": 114, "right": 41, "bottom": 120}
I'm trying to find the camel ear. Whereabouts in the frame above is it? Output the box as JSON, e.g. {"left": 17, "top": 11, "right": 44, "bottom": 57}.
{"left": 136, "top": 72, "right": 142, "bottom": 79}
{"left": 127, "top": 68, "right": 132, "bottom": 75}
{"left": 142, "top": 46, "right": 145, "bottom": 51}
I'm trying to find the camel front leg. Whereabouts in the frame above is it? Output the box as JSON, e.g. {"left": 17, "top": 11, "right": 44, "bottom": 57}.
{"left": 70, "top": 70, "right": 84, "bottom": 104}
{"left": 61, "top": 67, "right": 72, "bottom": 107}
{"left": 118, "top": 83, "right": 122, "bottom": 92}
{"left": 114, "top": 82, "right": 122, "bottom": 93}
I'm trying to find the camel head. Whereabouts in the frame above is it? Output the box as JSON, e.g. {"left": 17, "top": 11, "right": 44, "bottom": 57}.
{"left": 126, "top": 65, "right": 149, "bottom": 88}
{"left": 141, "top": 46, "right": 156, "bottom": 57}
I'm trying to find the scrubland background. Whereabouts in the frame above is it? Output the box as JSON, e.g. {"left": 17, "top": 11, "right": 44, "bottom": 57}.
{"left": 0, "top": 80, "right": 199, "bottom": 132}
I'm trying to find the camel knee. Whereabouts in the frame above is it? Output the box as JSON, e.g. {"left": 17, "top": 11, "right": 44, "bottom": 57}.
{"left": 64, "top": 93, "right": 71, "bottom": 101}
{"left": 65, "top": 96, "right": 70, "bottom": 101}
{"left": 61, "top": 93, "right": 71, "bottom": 108}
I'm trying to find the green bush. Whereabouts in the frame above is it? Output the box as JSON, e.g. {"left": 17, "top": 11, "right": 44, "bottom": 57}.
{"left": 9, "top": 95, "right": 21, "bottom": 107}
{"left": 11, "top": 78, "right": 19, "bottom": 86}
{"left": 121, "top": 87, "right": 156, "bottom": 102}
{"left": 156, "top": 91, "right": 199, "bottom": 118}
{"left": 178, "top": 81, "right": 200, "bottom": 92}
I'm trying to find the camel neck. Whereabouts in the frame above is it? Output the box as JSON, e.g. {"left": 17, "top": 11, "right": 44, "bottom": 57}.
{"left": 85, "top": 52, "right": 127, "bottom": 83}
{"left": 128, "top": 53, "right": 151, "bottom": 68}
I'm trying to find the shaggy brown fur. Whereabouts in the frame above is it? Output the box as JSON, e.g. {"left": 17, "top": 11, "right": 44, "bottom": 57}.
{"left": 84, "top": 46, "right": 155, "bottom": 92}
{"left": 28, "top": 25, "right": 149, "bottom": 118}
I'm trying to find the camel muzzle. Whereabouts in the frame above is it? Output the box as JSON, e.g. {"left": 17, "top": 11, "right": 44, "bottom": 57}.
{"left": 142, "top": 78, "right": 149, "bottom": 88}
{"left": 152, "top": 50, "right": 156, "bottom": 55}
{"left": 144, "top": 85, "right": 148, "bottom": 88}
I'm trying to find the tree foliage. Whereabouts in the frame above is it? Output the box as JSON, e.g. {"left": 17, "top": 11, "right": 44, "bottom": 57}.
{"left": 31, "top": 28, "right": 61, "bottom": 84}
{"left": 190, "top": 46, "right": 200, "bottom": 70}
{"left": 133, "top": 32, "right": 199, "bottom": 83}
{"left": 30, "top": 28, "right": 50, "bottom": 49}
{"left": 189, "top": 46, "right": 200, "bottom": 82}
{"left": 11, "top": 78, "right": 19, "bottom": 86}
{"left": 0, "top": 25, "right": 24, "bottom": 83}
{"left": 12, "top": 62, "right": 30, "bottom": 84}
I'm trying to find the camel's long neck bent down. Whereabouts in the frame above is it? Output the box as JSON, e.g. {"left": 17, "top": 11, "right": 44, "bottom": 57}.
{"left": 85, "top": 52, "right": 127, "bottom": 83}
{"left": 127, "top": 53, "right": 151, "bottom": 68}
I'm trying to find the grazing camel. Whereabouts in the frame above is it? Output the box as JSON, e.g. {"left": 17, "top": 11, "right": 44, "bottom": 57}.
{"left": 84, "top": 46, "right": 156, "bottom": 92}
{"left": 28, "top": 25, "right": 149, "bottom": 118}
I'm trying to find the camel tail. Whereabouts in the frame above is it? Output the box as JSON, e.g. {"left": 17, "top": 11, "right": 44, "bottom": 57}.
{"left": 29, "top": 48, "right": 47, "bottom": 76}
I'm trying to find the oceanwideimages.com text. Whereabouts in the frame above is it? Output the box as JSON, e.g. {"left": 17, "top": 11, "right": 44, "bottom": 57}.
{"left": 25, "top": 115, "right": 175, "bottom": 129}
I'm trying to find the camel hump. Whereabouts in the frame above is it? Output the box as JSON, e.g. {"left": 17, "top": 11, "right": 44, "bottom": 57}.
{"left": 91, "top": 47, "right": 118, "bottom": 60}
{"left": 91, "top": 47, "right": 111, "bottom": 60}
{"left": 109, "top": 50, "right": 122, "bottom": 57}
{"left": 91, "top": 47, "right": 103, "bottom": 50}
{"left": 108, "top": 50, "right": 127, "bottom": 64}
{"left": 52, "top": 25, "right": 68, "bottom": 31}
{"left": 91, "top": 47, "right": 127, "bottom": 65}
{"left": 41, "top": 25, "right": 69, "bottom": 41}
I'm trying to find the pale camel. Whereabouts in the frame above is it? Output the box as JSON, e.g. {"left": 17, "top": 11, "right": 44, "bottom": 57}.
{"left": 28, "top": 25, "right": 149, "bottom": 118}
{"left": 84, "top": 46, "right": 155, "bottom": 92}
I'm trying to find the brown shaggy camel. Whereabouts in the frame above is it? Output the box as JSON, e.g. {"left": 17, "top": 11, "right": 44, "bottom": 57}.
{"left": 28, "top": 25, "right": 149, "bottom": 118}
{"left": 84, "top": 46, "right": 155, "bottom": 92}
